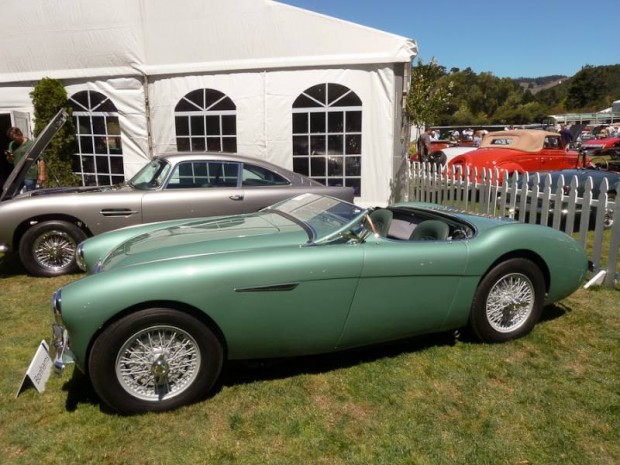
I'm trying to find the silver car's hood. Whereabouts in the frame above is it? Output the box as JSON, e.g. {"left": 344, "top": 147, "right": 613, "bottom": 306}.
{"left": 99, "top": 212, "right": 308, "bottom": 271}
{"left": 1, "top": 109, "right": 67, "bottom": 202}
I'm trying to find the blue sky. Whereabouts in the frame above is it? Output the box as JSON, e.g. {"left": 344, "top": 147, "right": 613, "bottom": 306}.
{"left": 277, "top": 0, "right": 616, "bottom": 79}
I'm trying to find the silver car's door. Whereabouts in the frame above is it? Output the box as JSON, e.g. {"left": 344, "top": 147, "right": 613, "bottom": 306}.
{"left": 141, "top": 160, "right": 246, "bottom": 222}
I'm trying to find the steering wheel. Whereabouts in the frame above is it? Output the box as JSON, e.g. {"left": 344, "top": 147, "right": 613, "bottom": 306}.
{"left": 364, "top": 213, "right": 378, "bottom": 235}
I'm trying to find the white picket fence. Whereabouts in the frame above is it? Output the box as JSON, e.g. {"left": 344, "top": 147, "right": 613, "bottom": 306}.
{"left": 409, "top": 162, "right": 619, "bottom": 288}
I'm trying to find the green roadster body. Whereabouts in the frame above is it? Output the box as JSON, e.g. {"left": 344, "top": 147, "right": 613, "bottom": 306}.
{"left": 51, "top": 194, "right": 588, "bottom": 414}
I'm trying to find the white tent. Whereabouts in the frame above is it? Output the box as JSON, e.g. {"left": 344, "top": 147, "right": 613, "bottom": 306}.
{"left": 0, "top": 0, "right": 416, "bottom": 204}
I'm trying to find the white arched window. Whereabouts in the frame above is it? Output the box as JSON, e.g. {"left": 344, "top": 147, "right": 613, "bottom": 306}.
{"left": 69, "top": 90, "right": 124, "bottom": 186}
{"left": 174, "top": 88, "right": 237, "bottom": 152}
{"left": 292, "top": 83, "right": 362, "bottom": 196}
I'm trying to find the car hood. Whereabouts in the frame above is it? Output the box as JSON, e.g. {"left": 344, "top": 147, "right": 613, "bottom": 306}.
{"left": 0, "top": 109, "right": 67, "bottom": 202}
{"left": 99, "top": 212, "right": 308, "bottom": 272}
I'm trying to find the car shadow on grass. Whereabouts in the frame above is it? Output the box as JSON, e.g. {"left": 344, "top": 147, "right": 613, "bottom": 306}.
{"left": 218, "top": 330, "right": 459, "bottom": 390}
{"left": 0, "top": 253, "right": 26, "bottom": 277}
{"left": 58, "top": 304, "right": 571, "bottom": 414}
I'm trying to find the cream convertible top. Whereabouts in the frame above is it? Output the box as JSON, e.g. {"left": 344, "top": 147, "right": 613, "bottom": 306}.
{"left": 479, "top": 130, "right": 564, "bottom": 153}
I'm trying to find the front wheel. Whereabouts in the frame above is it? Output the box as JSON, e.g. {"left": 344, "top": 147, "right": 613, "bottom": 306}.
{"left": 468, "top": 258, "right": 545, "bottom": 343}
{"left": 89, "top": 308, "right": 223, "bottom": 415}
{"left": 19, "top": 220, "right": 87, "bottom": 276}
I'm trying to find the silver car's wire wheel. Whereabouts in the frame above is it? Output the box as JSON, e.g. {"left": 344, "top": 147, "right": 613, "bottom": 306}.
{"left": 116, "top": 325, "right": 202, "bottom": 402}
{"left": 485, "top": 272, "right": 535, "bottom": 333}
{"left": 32, "top": 230, "right": 77, "bottom": 271}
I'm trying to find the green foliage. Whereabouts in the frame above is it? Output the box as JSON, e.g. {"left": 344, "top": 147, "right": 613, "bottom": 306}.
{"left": 413, "top": 61, "right": 620, "bottom": 127}
{"left": 405, "top": 59, "right": 453, "bottom": 131}
{"left": 29, "top": 78, "right": 80, "bottom": 187}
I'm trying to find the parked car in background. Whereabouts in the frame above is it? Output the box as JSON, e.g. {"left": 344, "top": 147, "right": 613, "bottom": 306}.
{"left": 50, "top": 193, "right": 588, "bottom": 414}
{"left": 516, "top": 168, "right": 619, "bottom": 229}
{"left": 448, "top": 129, "right": 586, "bottom": 182}
{"left": 0, "top": 111, "right": 354, "bottom": 277}
{"left": 579, "top": 137, "right": 620, "bottom": 172}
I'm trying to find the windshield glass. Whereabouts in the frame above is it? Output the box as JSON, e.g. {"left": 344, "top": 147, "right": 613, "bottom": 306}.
{"left": 129, "top": 158, "right": 171, "bottom": 190}
{"left": 267, "top": 193, "right": 367, "bottom": 242}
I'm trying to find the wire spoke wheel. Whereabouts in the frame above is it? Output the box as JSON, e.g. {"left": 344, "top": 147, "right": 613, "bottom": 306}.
{"left": 485, "top": 273, "right": 534, "bottom": 333}
{"left": 115, "top": 325, "right": 201, "bottom": 402}
{"left": 32, "top": 230, "right": 77, "bottom": 271}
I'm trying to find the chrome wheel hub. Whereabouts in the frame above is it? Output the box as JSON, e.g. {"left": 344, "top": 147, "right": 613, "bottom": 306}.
{"left": 116, "top": 325, "right": 201, "bottom": 402}
{"left": 486, "top": 273, "right": 534, "bottom": 333}
{"left": 32, "top": 231, "right": 76, "bottom": 270}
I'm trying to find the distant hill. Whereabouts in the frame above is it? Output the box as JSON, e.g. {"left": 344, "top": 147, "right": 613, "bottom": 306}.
{"left": 515, "top": 75, "right": 568, "bottom": 95}
{"left": 518, "top": 65, "right": 620, "bottom": 112}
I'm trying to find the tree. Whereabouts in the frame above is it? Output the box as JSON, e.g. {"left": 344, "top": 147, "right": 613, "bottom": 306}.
{"left": 29, "top": 78, "right": 80, "bottom": 187}
{"left": 405, "top": 59, "right": 453, "bottom": 132}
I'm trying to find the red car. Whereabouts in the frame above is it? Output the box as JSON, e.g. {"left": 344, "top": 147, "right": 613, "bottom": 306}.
{"left": 448, "top": 130, "right": 586, "bottom": 181}
{"left": 580, "top": 137, "right": 620, "bottom": 172}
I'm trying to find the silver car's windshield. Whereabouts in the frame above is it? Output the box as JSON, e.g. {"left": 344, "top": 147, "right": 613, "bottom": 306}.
{"left": 129, "top": 158, "right": 171, "bottom": 190}
{"left": 267, "top": 193, "right": 367, "bottom": 242}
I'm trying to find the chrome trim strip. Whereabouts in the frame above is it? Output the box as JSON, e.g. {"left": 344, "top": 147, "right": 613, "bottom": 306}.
{"left": 235, "top": 283, "right": 299, "bottom": 293}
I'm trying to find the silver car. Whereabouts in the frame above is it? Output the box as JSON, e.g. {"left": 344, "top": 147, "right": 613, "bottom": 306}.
{"left": 0, "top": 111, "right": 354, "bottom": 276}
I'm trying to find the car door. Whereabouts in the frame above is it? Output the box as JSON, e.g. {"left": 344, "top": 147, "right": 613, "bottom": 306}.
{"left": 141, "top": 160, "right": 246, "bottom": 223}
{"left": 336, "top": 238, "right": 469, "bottom": 349}
{"left": 540, "top": 135, "right": 572, "bottom": 170}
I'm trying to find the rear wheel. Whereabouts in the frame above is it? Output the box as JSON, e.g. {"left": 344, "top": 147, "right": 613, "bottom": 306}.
{"left": 19, "top": 220, "right": 87, "bottom": 276}
{"left": 469, "top": 258, "right": 545, "bottom": 343}
{"left": 89, "top": 308, "right": 223, "bottom": 415}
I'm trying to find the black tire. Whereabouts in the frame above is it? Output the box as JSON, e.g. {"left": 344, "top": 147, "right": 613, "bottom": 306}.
{"left": 19, "top": 220, "right": 87, "bottom": 277}
{"left": 468, "top": 258, "right": 545, "bottom": 343}
{"left": 89, "top": 308, "right": 223, "bottom": 415}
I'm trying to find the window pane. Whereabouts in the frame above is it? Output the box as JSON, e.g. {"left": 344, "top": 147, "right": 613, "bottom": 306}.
{"left": 310, "top": 113, "right": 325, "bottom": 133}
{"left": 293, "top": 157, "right": 309, "bottom": 176}
{"left": 334, "top": 91, "right": 362, "bottom": 107}
{"left": 96, "top": 156, "right": 109, "bottom": 173}
{"left": 191, "top": 138, "right": 205, "bottom": 151}
{"left": 212, "top": 97, "right": 236, "bottom": 111}
{"left": 81, "top": 155, "right": 95, "bottom": 172}
{"left": 191, "top": 116, "right": 205, "bottom": 136}
{"left": 206, "top": 115, "right": 220, "bottom": 135}
{"left": 292, "top": 93, "right": 321, "bottom": 108}
{"left": 310, "top": 156, "right": 326, "bottom": 176}
{"left": 94, "top": 137, "right": 108, "bottom": 154}
{"left": 80, "top": 136, "right": 94, "bottom": 154}
{"left": 91, "top": 116, "right": 106, "bottom": 134}
{"left": 346, "top": 134, "right": 362, "bottom": 154}
{"left": 327, "top": 135, "right": 343, "bottom": 155}
{"left": 110, "top": 157, "right": 124, "bottom": 174}
{"left": 222, "top": 138, "right": 237, "bottom": 152}
{"left": 175, "top": 116, "right": 189, "bottom": 135}
{"left": 306, "top": 84, "right": 327, "bottom": 105}
{"left": 206, "top": 138, "right": 221, "bottom": 151}
{"left": 76, "top": 116, "right": 90, "bottom": 135}
{"left": 345, "top": 157, "right": 361, "bottom": 176}
{"left": 328, "top": 112, "right": 343, "bottom": 132}
{"left": 177, "top": 137, "right": 190, "bottom": 151}
{"left": 293, "top": 113, "right": 308, "bottom": 133}
{"left": 327, "top": 157, "right": 343, "bottom": 176}
{"left": 310, "top": 136, "right": 325, "bottom": 155}
{"left": 222, "top": 115, "right": 236, "bottom": 135}
{"left": 293, "top": 136, "right": 309, "bottom": 155}
{"left": 346, "top": 111, "right": 362, "bottom": 132}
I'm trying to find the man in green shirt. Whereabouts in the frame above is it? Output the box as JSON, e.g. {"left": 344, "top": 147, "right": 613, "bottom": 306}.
{"left": 6, "top": 127, "right": 46, "bottom": 191}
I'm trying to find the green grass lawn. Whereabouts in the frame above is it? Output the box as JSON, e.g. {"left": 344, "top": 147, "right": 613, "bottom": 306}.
{"left": 0, "top": 253, "right": 618, "bottom": 465}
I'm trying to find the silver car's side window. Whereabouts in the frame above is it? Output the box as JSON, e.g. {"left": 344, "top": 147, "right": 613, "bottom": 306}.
{"left": 167, "top": 161, "right": 240, "bottom": 188}
{"left": 242, "top": 164, "right": 290, "bottom": 187}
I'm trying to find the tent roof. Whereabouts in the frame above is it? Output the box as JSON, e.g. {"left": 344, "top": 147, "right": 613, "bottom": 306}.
{"left": 0, "top": 0, "right": 417, "bottom": 83}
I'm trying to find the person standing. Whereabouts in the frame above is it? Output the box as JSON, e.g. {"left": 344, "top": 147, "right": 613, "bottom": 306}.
{"left": 559, "top": 125, "right": 574, "bottom": 148}
{"left": 6, "top": 127, "right": 45, "bottom": 191}
{"left": 416, "top": 128, "right": 433, "bottom": 162}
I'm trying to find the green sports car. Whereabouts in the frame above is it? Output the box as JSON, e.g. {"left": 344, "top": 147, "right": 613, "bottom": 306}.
{"left": 51, "top": 193, "right": 588, "bottom": 414}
